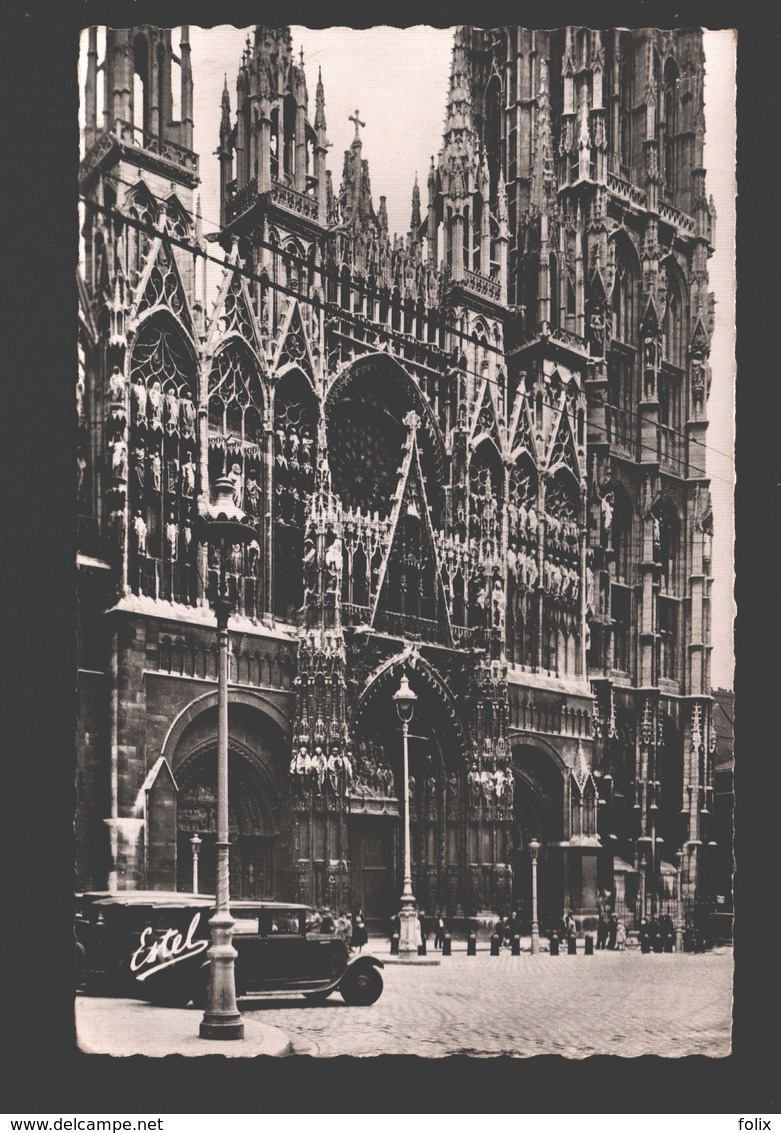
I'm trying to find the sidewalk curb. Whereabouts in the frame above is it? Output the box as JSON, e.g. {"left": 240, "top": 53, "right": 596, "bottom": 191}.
{"left": 76, "top": 996, "right": 294, "bottom": 1058}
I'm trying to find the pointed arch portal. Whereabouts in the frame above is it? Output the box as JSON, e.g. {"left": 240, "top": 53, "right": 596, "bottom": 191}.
{"left": 349, "top": 658, "right": 470, "bottom": 921}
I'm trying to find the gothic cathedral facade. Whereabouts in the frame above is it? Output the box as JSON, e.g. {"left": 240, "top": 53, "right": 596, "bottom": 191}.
{"left": 77, "top": 26, "right": 717, "bottom": 932}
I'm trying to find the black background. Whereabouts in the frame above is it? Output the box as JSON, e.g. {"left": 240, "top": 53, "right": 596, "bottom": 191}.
{"left": 1, "top": 0, "right": 775, "bottom": 1115}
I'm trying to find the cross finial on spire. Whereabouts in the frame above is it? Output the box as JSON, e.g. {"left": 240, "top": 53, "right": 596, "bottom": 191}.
{"left": 348, "top": 109, "right": 366, "bottom": 142}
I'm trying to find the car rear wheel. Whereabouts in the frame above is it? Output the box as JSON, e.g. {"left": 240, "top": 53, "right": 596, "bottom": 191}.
{"left": 339, "top": 967, "right": 383, "bottom": 1006}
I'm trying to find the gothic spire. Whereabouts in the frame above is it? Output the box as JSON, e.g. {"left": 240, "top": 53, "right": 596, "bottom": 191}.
{"left": 531, "top": 56, "right": 556, "bottom": 208}
{"left": 442, "top": 26, "right": 476, "bottom": 156}
{"left": 410, "top": 174, "right": 421, "bottom": 237}
{"left": 220, "top": 74, "right": 231, "bottom": 138}
{"left": 315, "top": 66, "right": 327, "bottom": 131}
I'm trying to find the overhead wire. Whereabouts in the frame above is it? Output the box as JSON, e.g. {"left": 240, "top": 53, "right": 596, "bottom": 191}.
{"left": 78, "top": 180, "right": 735, "bottom": 482}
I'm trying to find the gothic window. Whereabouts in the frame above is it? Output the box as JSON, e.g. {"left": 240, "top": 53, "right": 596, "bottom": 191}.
{"left": 285, "top": 241, "right": 302, "bottom": 294}
{"left": 549, "top": 253, "right": 559, "bottom": 329}
{"left": 524, "top": 254, "right": 539, "bottom": 334}
{"left": 270, "top": 107, "right": 280, "bottom": 181}
{"left": 618, "top": 32, "right": 634, "bottom": 172}
{"left": 125, "top": 183, "right": 157, "bottom": 289}
{"left": 207, "top": 341, "right": 264, "bottom": 614}
{"left": 485, "top": 74, "right": 502, "bottom": 205}
{"left": 662, "top": 260, "right": 687, "bottom": 369}
{"left": 653, "top": 500, "right": 680, "bottom": 596}
{"left": 391, "top": 288, "right": 401, "bottom": 331}
{"left": 132, "top": 34, "right": 149, "bottom": 136}
{"left": 340, "top": 265, "right": 351, "bottom": 310}
{"left": 607, "top": 353, "right": 636, "bottom": 455}
{"left": 273, "top": 370, "right": 318, "bottom": 621}
{"left": 128, "top": 315, "right": 198, "bottom": 604}
{"left": 468, "top": 440, "right": 503, "bottom": 549}
{"left": 326, "top": 362, "right": 443, "bottom": 524}
{"left": 611, "top": 584, "right": 631, "bottom": 671}
{"left": 663, "top": 58, "right": 680, "bottom": 197}
{"left": 610, "top": 487, "right": 633, "bottom": 585}
{"left": 657, "top": 595, "right": 679, "bottom": 681}
{"left": 611, "top": 236, "right": 639, "bottom": 346}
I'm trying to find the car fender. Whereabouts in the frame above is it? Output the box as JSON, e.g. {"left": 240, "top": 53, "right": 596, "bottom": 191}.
{"left": 341, "top": 953, "right": 384, "bottom": 980}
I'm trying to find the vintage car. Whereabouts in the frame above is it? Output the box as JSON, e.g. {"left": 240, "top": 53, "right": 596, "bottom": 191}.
{"left": 75, "top": 892, "right": 384, "bottom": 1008}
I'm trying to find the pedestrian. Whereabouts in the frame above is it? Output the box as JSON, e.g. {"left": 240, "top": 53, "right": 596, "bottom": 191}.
{"left": 307, "top": 908, "right": 323, "bottom": 933}
{"left": 390, "top": 912, "right": 401, "bottom": 940}
{"left": 608, "top": 913, "right": 618, "bottom": 950}
{"left": 564, "top": 909, "right": 576, "bottom": 940}
{"left": 615, "top": 918, "right": 627, "bottom": 951}
{"left": 320, "top": 906, "right": 336, "bottom": 933}
{"left": 418, "top": 910, "right": 427, "bottom": 947}
{"left": 353, "top": 909, "right": 368, "bottom": 952}
{"left": 434, "top": 911, "right": 446, "bottom": 949}
{"left": 597, "top": 891, "right": 610, "bottom": 950}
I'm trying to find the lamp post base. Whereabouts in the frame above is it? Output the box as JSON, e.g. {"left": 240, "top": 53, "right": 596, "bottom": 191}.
{"left": 199, "top": 909, "right": 244, "bottom": 1042}
{"left": 200, "top": 1017, "right": 245, "bottom": 1041}
{"left": 398, "top": 904, "right": 420, "bottom": 959}
{"left": 530, "top": 924, "right": 540, "bottom": 955}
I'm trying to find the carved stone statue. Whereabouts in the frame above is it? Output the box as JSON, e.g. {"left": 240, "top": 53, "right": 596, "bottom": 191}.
{"left": 244, "top": 471, "right": 261, "bottom": 518}
{"left": 165, "top": 517, "right": 178, "bottom": 560}
{"left": 110, "top": 437, "right": 127, "bottom": 481}
{"left": 227, "top": 463, "right": 243, "bottom": 508}
{"left": 109, "top": 366, "right": 126, "bottom": 402}
{"left": 180, "top": 391, "right": 195, "bottom": 438}
{"left": 148, "top": 451, "right": 162, "bottom": 494}
{"left": 181, "top": 456, "right": 195, "bottom": 499}
{"left": 132, "top": 511, "right": 147, "bottom": 556}
{"left": 148, "top": 381, "right": 163, "bottom": 431}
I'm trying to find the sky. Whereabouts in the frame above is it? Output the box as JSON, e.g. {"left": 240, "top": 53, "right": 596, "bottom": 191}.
{"left": 79, "top": 26, "right": 736, "bottom": 688}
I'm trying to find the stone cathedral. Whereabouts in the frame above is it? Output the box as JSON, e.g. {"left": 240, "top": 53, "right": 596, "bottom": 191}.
{"left": 77, "top": 25, "right": 718, "bottom": 933}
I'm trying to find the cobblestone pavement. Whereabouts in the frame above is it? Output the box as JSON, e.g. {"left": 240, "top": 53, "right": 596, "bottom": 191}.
{"left": 237, "top": 947, "right": 733, "bottom": 1059}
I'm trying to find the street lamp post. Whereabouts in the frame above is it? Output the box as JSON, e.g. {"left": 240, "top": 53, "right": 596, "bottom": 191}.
{"left": 528, "top": 838, "right": 541, "bottom": 954}
{"left": 675, "top": 848, "right": 685, "bottom": 952}
{"left": 197, "top": 475, "right": 256, "bottom": 1041}
{"left": 393, "top": 673, "right": 419, "bottom": 959}
{"left": 190, "top": 833, "right": 202, "bottom": 895}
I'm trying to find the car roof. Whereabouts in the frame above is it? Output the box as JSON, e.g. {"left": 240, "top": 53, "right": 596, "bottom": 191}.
{"left": 85, "top": 893, "right": 312, "bottom": 912}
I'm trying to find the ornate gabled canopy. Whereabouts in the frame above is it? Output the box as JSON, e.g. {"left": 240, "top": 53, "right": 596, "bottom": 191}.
{"left": 371, "top": 413, "right": 453, "bottom": 645}
{"left": 471, "top": 378, "right": 504, "bottom": 455}
{"left": 272, "top": 299, "right": 316, "bottom": 384}
{"left": 508, "top": 385, "right": 537, "bottom": 461}
{"left": 206, "top": 243, "right": 264, "bottom": 359}
{"left": 545, "top": 395, "right": 581, "bottom": 480}
{"left": 130, "top": 224, "right": 195, "bottom": 337}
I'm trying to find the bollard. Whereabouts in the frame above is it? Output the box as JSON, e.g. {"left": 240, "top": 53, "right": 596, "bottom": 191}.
{"left": 390, "top": 932, "right": 400, "bottom": 956}
{"left": 442, "top": 932, "right": 452, "bottom": 956}
{"left": 490, "top": 932, "right": 501, "bottom": 956}
{"left": 567, "top": 936, "right": 577, "bottom": 955}
{"left": 549, "top": 933, "right": 559, "bottom": 956}
{"left": 467, "top": 932, "right": 477, "bottom": 956}
{"left": 584, "top": 935, "right": 594, "bottom": 955}
{"left": 511, "top": 934, "right": 521, "bottom": 956}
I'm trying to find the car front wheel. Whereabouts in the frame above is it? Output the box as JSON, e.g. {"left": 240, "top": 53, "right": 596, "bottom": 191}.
{"left": 339, "top": 967, "right": 383, "bottom": 1006}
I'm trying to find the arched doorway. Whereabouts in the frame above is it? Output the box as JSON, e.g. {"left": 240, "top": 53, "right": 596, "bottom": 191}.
{"left": 509, "top": 742, "right": 565, "bottom": 931}
{"left": 175, "top": 743, "right": 278, "bottom": 898}
{"left": 349, "top": 659, "right": 469, "bottom": 922}
{"left": 170, "top": 701, "right": 293, "bottom": 900}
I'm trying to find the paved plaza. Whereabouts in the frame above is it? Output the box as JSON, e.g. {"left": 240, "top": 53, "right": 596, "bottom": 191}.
{"left": 77, "top": 945, "right": 732, "bottom": 1059}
